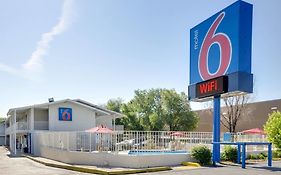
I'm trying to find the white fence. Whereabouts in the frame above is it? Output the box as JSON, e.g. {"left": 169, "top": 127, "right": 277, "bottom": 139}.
{"left": 234, "top": 133, "right": 267, "bottom": 142}
{"left": 34, "top": 131, "right": 214, "bottom": 153}
{"left": 33, "top": 131, "right": 270, "bottom": 154}
{"left": 234, "top": 133, "right": 270, "bottom": 151}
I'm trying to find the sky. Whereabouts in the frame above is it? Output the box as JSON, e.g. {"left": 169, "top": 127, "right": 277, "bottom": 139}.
{"left": 0, "top": 0, "right": 281, "bottom": 117}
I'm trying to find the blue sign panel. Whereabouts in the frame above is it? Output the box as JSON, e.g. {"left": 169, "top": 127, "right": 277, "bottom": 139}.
{"left": 190, "top": 1, "right": 252, "bottom": 84}
{"left": 59, "top": 108, "right": 72, "bottom": 121}
{"left": 189, "top": 1, "right": 253, "bottom": 100}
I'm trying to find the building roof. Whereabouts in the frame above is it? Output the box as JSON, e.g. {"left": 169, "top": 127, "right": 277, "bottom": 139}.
{"left": 6, "top": 99, "right": 123, "bottom": 118}
{"left": 72, "top": 99, "right": 122, "bottom": 117}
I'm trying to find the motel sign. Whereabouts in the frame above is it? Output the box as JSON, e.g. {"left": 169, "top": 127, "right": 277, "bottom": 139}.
{"left": 188, "top": 0, "right": 253, "bottom": 164}
{"left": 188, "top": 0, "right": 253, "bottom": 101}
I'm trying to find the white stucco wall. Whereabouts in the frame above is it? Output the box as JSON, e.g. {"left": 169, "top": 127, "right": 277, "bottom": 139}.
{"left": 0, "top": 122, "right": 5, "bottom": 145}
{"left": 48, "top": 102, "right": 96, "bottom": 131}
{"left": 32, "top": 131, "right": 192, "bottom": 168}
{"left": 0, "top": 123, "right": 5, "bottom": 135}
{"left": 36, "top": 146, "right": 191, "bottom": 168}
{"left": 96, "top": 115, "right": 113, "bottom": 129}
{"left": 0, "top": 137, "right": 4, "bottom": 145}
{"left": 34, "top": 109, "right": 48, "bottom": 121}
{"left": 27, "top": 109, "right": 32, "bottom": 130}
{"left": 33, "top": 109, "right": 48, "bottom": 130}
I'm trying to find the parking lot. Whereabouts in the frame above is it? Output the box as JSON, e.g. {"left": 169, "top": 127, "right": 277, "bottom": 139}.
{"left": 147, "top": 161, "right": 281, "bottom": 175}
{"left": 0, "top": 146, "right": 88, "bottom": 175}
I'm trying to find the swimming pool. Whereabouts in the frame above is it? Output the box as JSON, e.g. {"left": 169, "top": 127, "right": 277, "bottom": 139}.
{"left": 128, "top": 150, "right": 188, "bottom": 155}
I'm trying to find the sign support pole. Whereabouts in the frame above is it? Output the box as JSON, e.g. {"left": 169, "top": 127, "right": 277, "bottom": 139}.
{"left": 212, "top": 95, "right": 221, "bottom": 165}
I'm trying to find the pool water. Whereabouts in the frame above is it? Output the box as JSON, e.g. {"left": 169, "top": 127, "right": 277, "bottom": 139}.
{"left": 128, "top": 150, "right": 188, "bottom": 155}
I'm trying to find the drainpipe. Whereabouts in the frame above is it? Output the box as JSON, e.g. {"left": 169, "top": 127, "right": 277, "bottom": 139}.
{"left": 113, "top": 115, "right": 116, "bottom": 131}
{"left": 14, "top": 109, "right": 17, "bottom": 155}
{"left": 4, "top": 121, "right": 6, "bottom": 146}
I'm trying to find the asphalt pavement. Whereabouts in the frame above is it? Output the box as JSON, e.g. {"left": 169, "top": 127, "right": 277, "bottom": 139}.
{"left": 146, "top": 161, "right": 281, "bottom": 175}
{"left": 0, "top": 146, "right": 89, "bottom": 175}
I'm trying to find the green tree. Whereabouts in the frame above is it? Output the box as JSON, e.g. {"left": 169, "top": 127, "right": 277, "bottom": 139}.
{"left": 105, "top": 98, "right": 143, "bottom": 130}
{"left": 131, "top": 89, "right": 165, "bottom": 130}
{"left": 125, "top": 89, "right": 198, "bottom": 131}
{"left": 106, "top": 98, "right": 123, "bottom": 113}
{"left": 105, "top": 89, "right": 198, "bottom": 131}
{"left": 105, "top": 98, "right": 124, "bottom": 125}
{"left": 120, "top": 103, "right": 143, "bottom": 130}
{"left": 161, "top": 90, "right": 198, "bottom": 131}
{"left": 264, "top": 111, "right": 281, "bottom": 150}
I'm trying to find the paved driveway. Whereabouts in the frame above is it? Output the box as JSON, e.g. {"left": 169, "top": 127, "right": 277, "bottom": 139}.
{"left": 146, "top": 161, "right": 281, "bottom": 175}
{"left": 0, "top": 146, "right": 89, "bottom": 175}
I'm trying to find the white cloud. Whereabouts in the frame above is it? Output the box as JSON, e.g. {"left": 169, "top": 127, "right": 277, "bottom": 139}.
{"left": 0, "top": 63, "right": 19, "bottom": 76}
{"left": 0, "top": 0, "right": 75, "bottom": 80}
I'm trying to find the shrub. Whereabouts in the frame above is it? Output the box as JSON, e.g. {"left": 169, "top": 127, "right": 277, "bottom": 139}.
{"left": 247, "top": 154, "right": 258, "bottom": 160}
{"left": 264, "top": 111, "right": 281, "bottom": 150}
{"left": 260, "top": 152, "right": 268, "bottom": 158}
{"left": 221, "top": 146, "right": 237, "bottom": 162}
{"left": 273, "top": 150, "right": 281, "bottom": 158}
{"left": 191, "top": 145, "right": 212, "bottom": 165}
{"left": 258, "top": 154, "right": 266, "bottom": 160}
{"left": 247, "top": 153, "right": 267, "bottom": 160}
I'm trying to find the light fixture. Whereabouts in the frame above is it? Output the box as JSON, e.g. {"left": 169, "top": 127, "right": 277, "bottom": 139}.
{"left": 48, "top": 98, "right": 54, "bottom": 103}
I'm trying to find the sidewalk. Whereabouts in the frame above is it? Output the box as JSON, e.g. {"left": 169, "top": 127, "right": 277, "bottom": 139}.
{"left": 23, "top": 153, "right": 199, "bottom": 174}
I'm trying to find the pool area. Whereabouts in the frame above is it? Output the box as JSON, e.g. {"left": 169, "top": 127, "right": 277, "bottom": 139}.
{"left": 32, "top": 131, "right": 268, "bottom": 168}
{"left": 36, "top": 146, "right": 192, "bottom": 168}
{"left": 128, "top": 150, "right": 188, "bottom": 155}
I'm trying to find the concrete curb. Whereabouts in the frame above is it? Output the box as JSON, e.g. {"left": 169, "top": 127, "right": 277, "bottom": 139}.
{"left": 181, "top": 162, "right": 201, "bottom": 167}
{"left": 24, "top": 155, "right": 172, "bottom": 175}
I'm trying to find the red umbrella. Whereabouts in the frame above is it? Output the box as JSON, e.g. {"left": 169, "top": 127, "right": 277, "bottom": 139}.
{"left": 170, "top": 131, "right": 185, "bottom": 137}
{"left": 241, "top": 128, "right": 266, "bottom": 135}
{"left": 85, "top": 125, "right": 113, "bottom": 133}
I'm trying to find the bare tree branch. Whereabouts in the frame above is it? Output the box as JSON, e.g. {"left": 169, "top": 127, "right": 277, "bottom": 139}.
{"left": 222, "top": 94, "right": 250, "bottom": 133}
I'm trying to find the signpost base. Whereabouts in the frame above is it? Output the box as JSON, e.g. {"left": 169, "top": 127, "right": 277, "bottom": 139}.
{"left": 212, "top": 96, "right": 221, "bottom": 165}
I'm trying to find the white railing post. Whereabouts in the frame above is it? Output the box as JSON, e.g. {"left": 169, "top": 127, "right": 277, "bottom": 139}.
{"left": 136, "top": 131, "right": 139, "bottom": 153}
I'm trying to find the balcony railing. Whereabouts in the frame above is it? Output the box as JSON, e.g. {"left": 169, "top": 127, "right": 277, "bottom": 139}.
{"left": 16, "top": 122, "right": 28, "bottom": 130}
{"left": 5, "top": 121, "right": 49, "bottom": 133}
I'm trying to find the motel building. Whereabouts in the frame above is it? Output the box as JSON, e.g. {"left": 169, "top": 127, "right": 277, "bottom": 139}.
{"left": 4, "top": 99, "right": 122, "bottom": 155}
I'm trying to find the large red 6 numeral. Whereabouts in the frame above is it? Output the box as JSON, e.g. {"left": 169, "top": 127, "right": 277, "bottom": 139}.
{"left": 198, "top": 12, "right": 232, "bottom": 80}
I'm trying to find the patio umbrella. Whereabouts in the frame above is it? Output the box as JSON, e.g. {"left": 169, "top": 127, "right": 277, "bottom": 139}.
{"left": 85, "top": 125, "right": 114, "bottom": 151}
{"left": 170, "top": 131, "right": 184, "bottom": 137}
{"left": 241, "top": 128, "right": 266, "bottom": 135}
{"left": 85, "top": 125, "right": 113, "bottom": 133}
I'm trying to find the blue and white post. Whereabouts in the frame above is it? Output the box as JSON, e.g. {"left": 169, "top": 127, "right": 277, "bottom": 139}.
{"left": 213, "top": 96, "right": 221, "bottom": 165}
